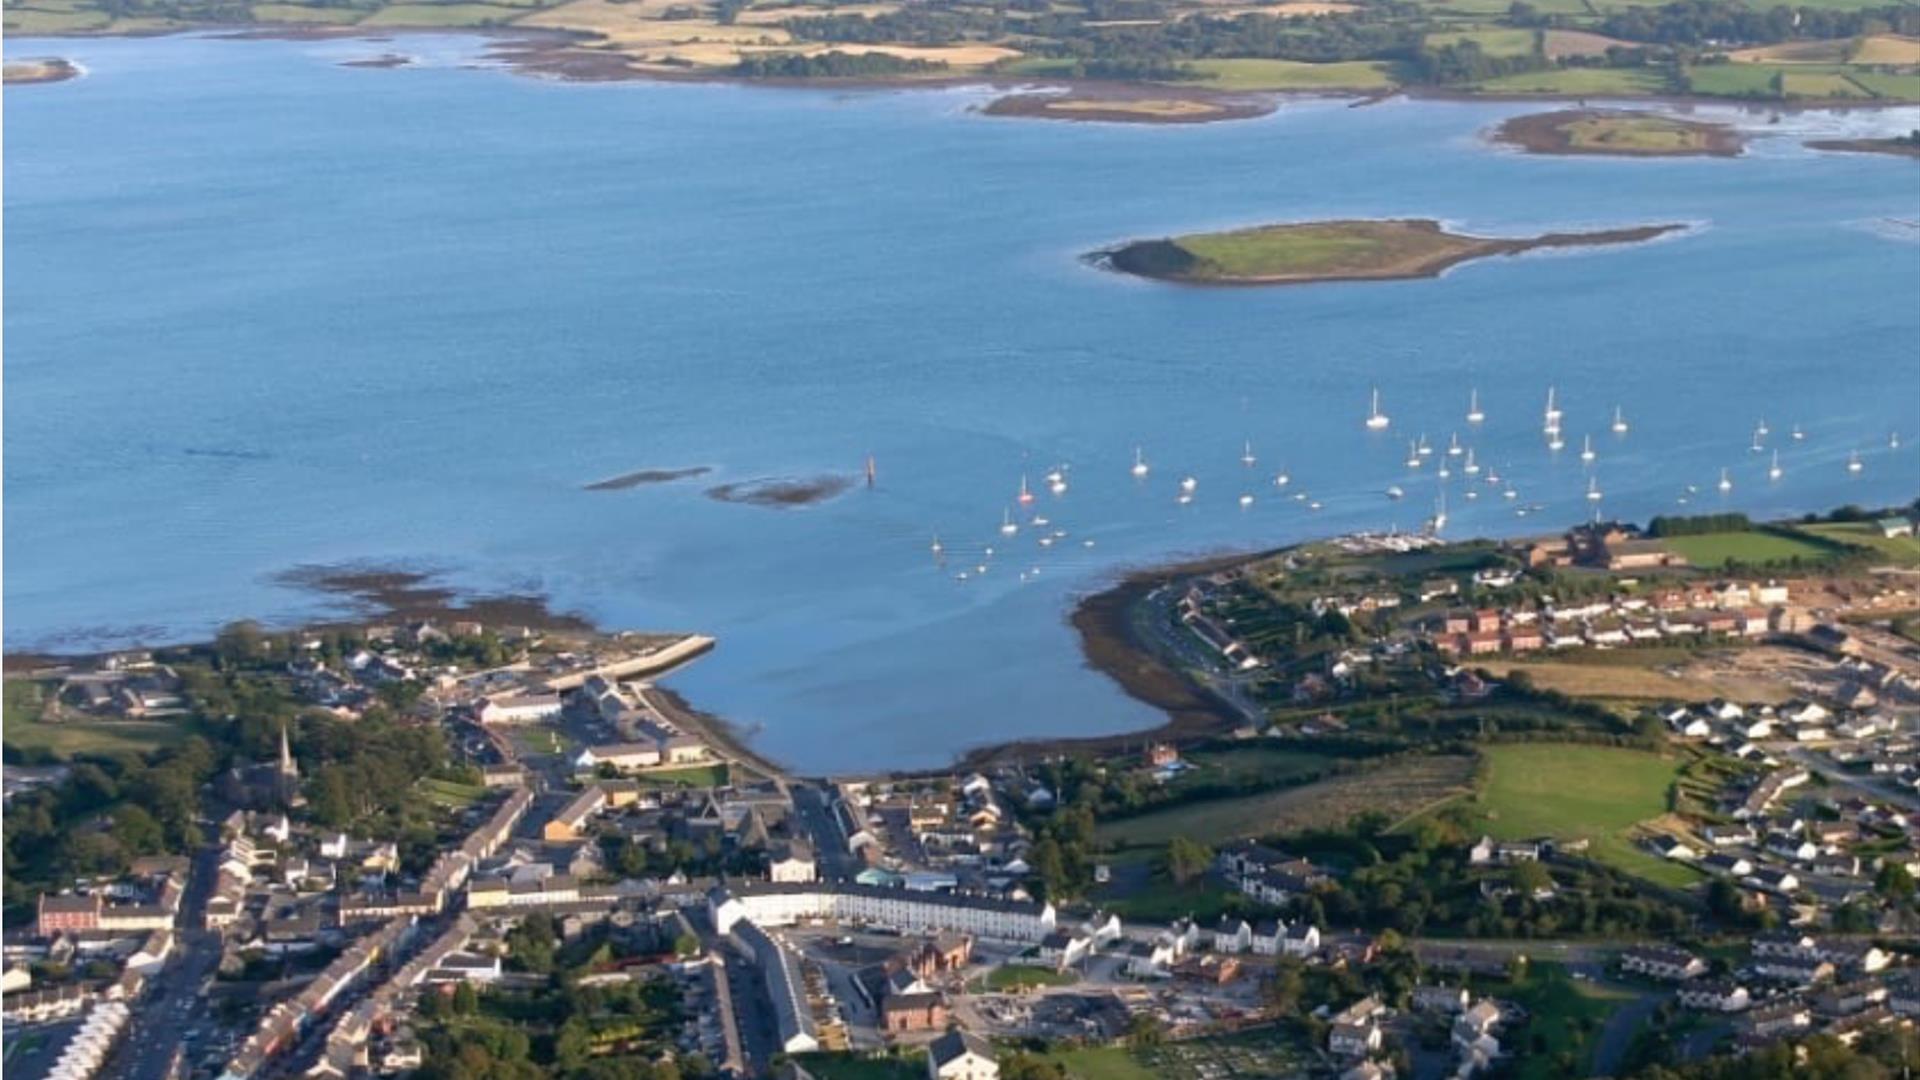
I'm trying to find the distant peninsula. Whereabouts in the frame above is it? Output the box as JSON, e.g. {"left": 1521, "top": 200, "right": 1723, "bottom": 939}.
{"left": 3, "top": 58, "right": 79, "bottom": 85}
{"left": 982, "top": 90, "right": 1275, "bottom": 125}
{"left": 1493, "top": 109, "right": 1742, "bottom": 157}
{"left": 583, "top": 466, "right": 713, "bottom": 492}
{"left": 1805, "top": 133, "right": 1920, "bottom": 159}
{"left": 1095, "top": 218, "right": 1684, "bottom": 287}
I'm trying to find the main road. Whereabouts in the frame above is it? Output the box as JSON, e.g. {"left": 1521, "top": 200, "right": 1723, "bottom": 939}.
{"left": 110, "top": 844, "right": 225, "bottom": 1080}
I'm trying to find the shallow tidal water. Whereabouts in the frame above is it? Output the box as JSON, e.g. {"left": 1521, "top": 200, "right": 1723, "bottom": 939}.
{"left": 6, "top": 34, "right": 1918, "bottom": 771}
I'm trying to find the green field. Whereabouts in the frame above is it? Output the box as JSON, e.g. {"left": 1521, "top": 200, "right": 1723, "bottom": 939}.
{"left": 984, "top": 964, "right": 1079, "bottom": 990}
{"left": 792, "top": 1053, "right": 925, "bottom": 1080}
{"left": 1487, "top": 963, "right": 1636, "bottom": 1080}
{"left": 1682, "top": 62, "right": 1785, "bottom": 97}
{"left": 1849, "top": 71, "right": 1920, "bottom": 99}
{"left": 3, "top": 716, "right": 195, "bottom": 758}
{"left": 1475, "top": 66, "right": 1672, "bottom": 95}
{"left": 1462, "top": 744, "right": 1696, "bottom": 886}
{"left": 250, "top": 2, "right": 370, "bottom": 21}
{"left": 1180, "top": 58, "right": 1396, "bottom": 91}
{"left": 1149, "top": 219, "right": 1492, "bottom": 283}
{"left": 357, "top": 2, "right": 527, "bottom": 25}
{"left": 418, "top": 777, "right": 487, "bottom": 809}
{"left": 1662, "top": 529, "right": 1832, "bottom": 568}
{"left": 1795, "top": 521, "right": 1920, "bottom": 564}
{"left": 1426, "top": 28, "right": 1539, "bottom": 56}
{"left": 636, "top": 763, "right": 730, "bottom": 788}
{"left": 1176, "top": 746, "right": 1332, "bottom": 788}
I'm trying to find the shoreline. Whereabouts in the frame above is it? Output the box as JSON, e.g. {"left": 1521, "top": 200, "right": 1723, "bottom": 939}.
{"left": 3, "top": 57, "right": 82, "bottom": 84}
{"left": 954, "top": 550, "right": 1266, "bottom": 771}
{"left": 1804, "top": 137, "right": 1920, "bottom": 160}
{"left": 16, "top": 25, "right": 1920, "bottom": 112}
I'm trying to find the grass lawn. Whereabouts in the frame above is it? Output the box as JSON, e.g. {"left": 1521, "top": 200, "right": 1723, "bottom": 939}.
{"left": 1487, "top": 963, "right": 1635, "bottom": 1079}
{"left": 1474, "top": 67, "right": 1669, "bottom": 95}
{"left": 3, "top": 716, "right": 195, "bottom": 759}
{"left": 1177, "top": 745, "right": 1332, "bottom": 787}
{"left": 1181, "top": 58, "right": 1395, "bottom": 91}
{"left": 1033, "top": 1046, "right": 1161, "bottom": 1080}
{"left": 2, "top": 6, "right": 113, "bottom": 30}
{"left": 418, "top": 777, "right": 487, "bottom": 809}
{"left": 1794, "top": 521, "right": 1920, "bottom": 564}
{"left": 1661, "top": 529, "right": 1832, "bottom": 568}
{"left": 1782, "top": 70, "right": 1873, "bottom": 97}
{"left": 983, "top": 965, "right": 1078, "bottom": 991}
{"left": 1462, "top": 744, "right": 1696, "bottom": 887}
{"left": 793, "top": 1053, "right": 925, "bottom": 1080}
{"left": 509, "top": 723, "right": 577, "bottom": 757}
{"left": 636, "top": 762, "right": 731, "bottom": 787}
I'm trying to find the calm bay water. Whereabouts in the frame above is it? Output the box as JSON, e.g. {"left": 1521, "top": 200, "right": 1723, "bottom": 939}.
{"left": 6, "top": 34, "right": 1918, "bottom": 771}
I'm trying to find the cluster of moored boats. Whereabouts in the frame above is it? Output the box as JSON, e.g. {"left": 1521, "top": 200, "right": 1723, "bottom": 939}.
{"left": 930, "top": 385, "right": 1901, "bottom": 582}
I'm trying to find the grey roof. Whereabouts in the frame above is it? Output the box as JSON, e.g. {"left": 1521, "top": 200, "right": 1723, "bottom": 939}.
{"left": 928, "top": 1029, "right": 994, "bottom": 1068}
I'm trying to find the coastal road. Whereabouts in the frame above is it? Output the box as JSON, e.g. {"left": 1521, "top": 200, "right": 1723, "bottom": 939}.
{"left": 110, "top": 844, "right": 225, "bottom": 1080}
{"left": 792, "top": 783, "right": 859, "bottom": 882}
{"left": 637, "top": 685, "right": 791, "bottom": 787}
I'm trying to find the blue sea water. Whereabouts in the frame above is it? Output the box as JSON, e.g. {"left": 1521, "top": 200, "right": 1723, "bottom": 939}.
{"left": 5, "top": 34, "right": 1918, "bottom": 771}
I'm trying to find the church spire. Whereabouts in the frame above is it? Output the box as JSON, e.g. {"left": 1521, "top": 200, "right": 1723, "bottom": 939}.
{"left": 278, "top": 722, "right": 297, "bottom": 779}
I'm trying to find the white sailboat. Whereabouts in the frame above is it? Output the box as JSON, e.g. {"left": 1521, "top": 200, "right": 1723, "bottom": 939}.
{"left": 1366, "top": 388, "right": 1390, "bottom": 431}
{"left": 1241, "top": 439, "right": 1257, "bottom": 467}
{"left": 1756, "top": 418, "right": 1770, "bottom": 437}
{"left": 1791, "top": 424, "right": 1805, "bottom": 442}
{"left": 1768, "top": 450, "right": 1783, "bottom": 482}
{"left": 930, "top": 533, "right": 943, "bottom": 554}
{"left": 1273, "top": 468, "right": 1291, "bottom": 488}
{"left": 1447, "top": 432, "right": 1464, "bottom": 457}
{"left": 1891, "top": 431, "right": 1902, "bottom": 450}
{"left": 1050, "top": 476, "right": 1068, "bottom": 496}
{"left": 1438, "top": 462, "right": 1452, "bottom": 479}
{"left": 1544, "top": 386, "right": 1563, "bottom": 428}
{"left": 1547, "top": 430, "right": 1566, "bottom": 452}
{"left": 1463, "top": 448, "right": 1481, "bottom": 476}
{"left": 1848, "top": 450, "right": 1864, "bottom": 474}
{"left": 1180, "top": 476, "right": 1198, "bottom": 494}
{"left": 1238, "top": 493, "right": 1254, "bottom": 508}
{"left": 1386, "top": 485, "right": 1405, "bottom": 500}
{"left": 1586, "top": 476, "right": 1602, "bottom": 502}
{"left": 1610, "top": 406, "right": 1628, "bottom": 435}
{"left": 1580, "top": 434, "right": 1596, "bottom": 464}
{"left": 1750, "top": 427, "right": 1765, "bottom": 453}
{"left": 1131, "top": 447, "right": 1149, "bottom": 478}
{"left": 1018, "top": 475, "right": 1034, "bottom": 505}
{"left": 1000, "top": 508, "right": 1018, "bottom": 536}
{"left": 1405, "top": 441, "right": 1422, "bottom": 469}
{"left": 1717, "top": 468, "right": 1733, "bottom": 493}
{"left": 1429, "top": 491, "right": 1449, "bottom": 533}
{"left": 1418, "top": 433, "right": 1434, "bottom": 458}
{"left": 1467, "top": 388, "right": 1485, "bottom": 425}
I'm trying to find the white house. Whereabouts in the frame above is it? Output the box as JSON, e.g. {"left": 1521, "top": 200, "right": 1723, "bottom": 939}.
{"left": 928, "top": 1030, "right": 999, "bottom": 1080}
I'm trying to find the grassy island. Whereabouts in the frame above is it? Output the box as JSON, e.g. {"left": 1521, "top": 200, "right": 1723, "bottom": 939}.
{"left": 982, "top": 92, "right": 1272, "bottom": 125}
{"left": 1097, "top": 218, "right": 1682, "bottom": 287}
{"left": 3, "top": 57, "right": 78, "bottom": 84}
{"left": 1494, "top": 109, "right": 1742, "bottom": 157}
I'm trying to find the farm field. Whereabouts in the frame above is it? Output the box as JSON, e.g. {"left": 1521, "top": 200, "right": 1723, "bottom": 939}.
{"left": 1097, "top": 753, "right": 1476, "bottom": 848}
{"left": 1458, "top": 743, "right": 1696, "bottom": 887}
{"left": 1662, "top": 529, "right": 1833, "bottom": 568}
{"left": 1473, "top": 66, "right": 1670, "bottom": 95}
{"left": 1481, "top": 653, "right": 1789, "bottom": 704}
{"left": 1179, "top": 58, "right": 1395, "bottom": 90}
{"left": 1794, "top": 521, "right": 1920, "bottom": 564}
{"left": 1176, "top": 745, "right": 1333, "bottom": 787}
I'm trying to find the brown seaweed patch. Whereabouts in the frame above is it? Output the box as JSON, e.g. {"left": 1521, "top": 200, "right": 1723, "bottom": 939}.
{"left": 584, "top": 466, "right": 714, "bottom": 491}
{"left": 705, "top": 475, "right": 855, "bottom": 508}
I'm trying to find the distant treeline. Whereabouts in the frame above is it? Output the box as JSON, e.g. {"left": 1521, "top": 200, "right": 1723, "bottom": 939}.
{"left": 731, "top": 52, "right": 949, "bottom": 77}
{"left": 1646, "top": 512, "right": 1753, "bottom": 537}
{"left": 1598, "top": 0, "right": 1920, "bottom": 47}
